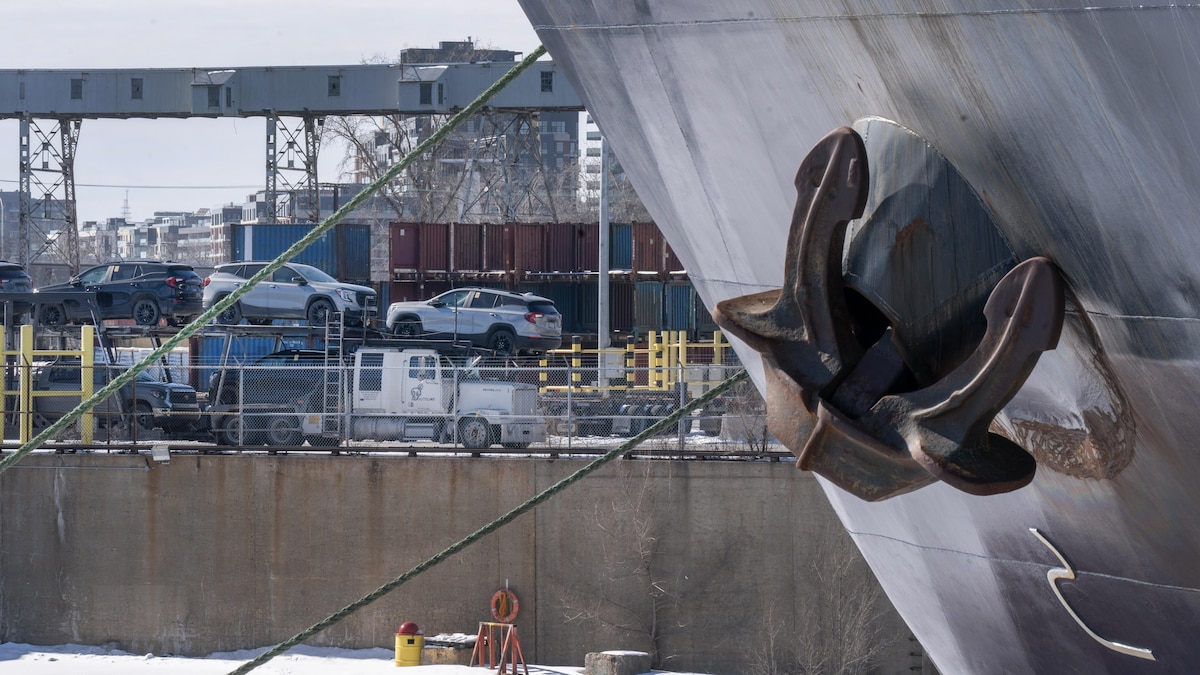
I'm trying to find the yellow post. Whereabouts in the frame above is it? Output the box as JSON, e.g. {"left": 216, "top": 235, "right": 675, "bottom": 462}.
{"left": 538, "top": 356, "right": 548, "bottom": 392}
{"left": 19, "top": 324, "right": 33, "bottom": 443}
{"left": 712, "top": 330, "right": 724, "bottom": 366}
{"left": 678, "top": 330, "right": 688, "bottom": 390}
{"left": 624, "top": 336, "right": 636, "bottom": 390}
{"left": 647, "top": 331, "right": 659, "bottom": 390}
{"left": 571, "top": 336, "right": 582, "bottom": 386}
{"left": 80, "top": 325, "right": 94, "bottom": 443}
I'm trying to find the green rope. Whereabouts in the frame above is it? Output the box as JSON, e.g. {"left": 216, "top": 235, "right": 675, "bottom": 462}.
{"left": 0, "top": 44, "right": 547, "bottom": 474}
{"left": 228, "top": 369, "right": 748, "bottom": 675}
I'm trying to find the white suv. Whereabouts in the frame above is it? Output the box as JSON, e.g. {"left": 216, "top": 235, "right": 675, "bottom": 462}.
{"left": 385, "top": 287, "right": 562, "bottom": 355}
{"left": 203, "top": 262, "right": 377, "bottom": 326}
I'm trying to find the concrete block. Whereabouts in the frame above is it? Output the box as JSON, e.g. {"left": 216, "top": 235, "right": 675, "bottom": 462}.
{"left": 584, "top": 650, "right": 651, "bottom": 675}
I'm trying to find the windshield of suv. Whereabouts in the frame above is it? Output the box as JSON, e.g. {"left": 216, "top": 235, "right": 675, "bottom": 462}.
{"left": 528, "top": 301, "right": 559, "bottom": 315}
{"left": 294, "top": 265, "right": 337, "bottom": 283}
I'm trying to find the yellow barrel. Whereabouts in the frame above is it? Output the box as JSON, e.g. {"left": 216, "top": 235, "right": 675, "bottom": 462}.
{"left": 395, "top": 622, "right": 423, "bottom": 666}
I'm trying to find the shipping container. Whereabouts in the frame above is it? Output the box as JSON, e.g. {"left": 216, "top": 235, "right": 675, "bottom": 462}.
{"left": 483, "top": 223, "right": 513, "bottom": 272}
{"left": 512, "top": 223, "right": 546, "bottom": 274}
{"left": 610, "top": 223, "right": 633, "bottom": 270}
{"left": 544, "top": 223, "right": 578, "bottom": 273}
{"left": 191, "top": 334, "right": 319, "bottom": 392}
{"left": 665, "top": 281, "right": 694, "bottom": 332}
{"left": 538, "top": 282, "right": 580, "bottom": 333}
{"left": 575, "top": 222, "right": 599, "bottom": 271}
{"left": 391, "top": 222, "right": 420, "bottom": 271}
{"left": 632, "top": 221, "right": 664, "bottom": 274}
{"left": 452, "top": 223, "right": 484, "bottom": 272}
{"left": 693, "top": 284, "right": 719, "bottom": 335}
{"left": 578, "top": 282, "right": 599, "bottom": 334}
{"left": 230, "top": 223, "right": 371, "bottom": 282}
{"left": 664, "top": 239, "right": 685, "bottom": 273}
{"left": 387, "top": 279, "right": 457, "bottom": 306}
{"left": 419, "top": 222, "right": 450, "bottom": 272}
{"left": 610, "top": 280, "right": 634, "bottom": 333}
{"left": 635, "top": 281, "right": 664, "bottom": 333}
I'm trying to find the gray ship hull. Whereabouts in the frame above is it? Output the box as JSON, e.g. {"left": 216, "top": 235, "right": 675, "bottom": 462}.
{"left": 518, "top": 2, "right": 1200, "bottom": 672}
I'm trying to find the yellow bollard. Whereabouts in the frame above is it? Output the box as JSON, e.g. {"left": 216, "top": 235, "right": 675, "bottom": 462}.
{"left": 395, "top": 622, "right": 424, "bottom": 666}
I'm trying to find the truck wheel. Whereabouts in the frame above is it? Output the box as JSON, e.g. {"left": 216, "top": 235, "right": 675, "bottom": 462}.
{"left": 458, "top": 417, "right": 491, "bottom": 449}
{"left": 265, "top": 416, "right": 302, "bottom": 446}
{"left": 218, "top": 415, "right": 262, "bottom": 446}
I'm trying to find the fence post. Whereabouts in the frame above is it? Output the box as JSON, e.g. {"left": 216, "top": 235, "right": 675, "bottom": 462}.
{"left": 625, "top": 336, "right": 636, "bottom": 390}
{"left": 18, "top": 325, "right": 32, "bottom": 443}
{"left": 80, "top": 325, "right": 94, "bottom": 444}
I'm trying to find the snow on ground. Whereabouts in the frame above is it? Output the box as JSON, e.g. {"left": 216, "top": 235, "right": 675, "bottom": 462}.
{"left": 0, "top": 643, "right": 706, "bottom": 675}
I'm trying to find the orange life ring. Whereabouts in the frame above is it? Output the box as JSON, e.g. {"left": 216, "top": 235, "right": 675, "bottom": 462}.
{"left": 490, "top": 588, "right": 519, "bottom": 623}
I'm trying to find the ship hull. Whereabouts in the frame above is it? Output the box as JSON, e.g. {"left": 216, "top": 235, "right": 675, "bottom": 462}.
{"left": 518, "top": 3, "right": 1200, "bottom": 672}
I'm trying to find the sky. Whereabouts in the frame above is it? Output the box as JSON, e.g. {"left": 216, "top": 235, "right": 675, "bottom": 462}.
{"left": 0, "top": 1, "right": 542, "bottom": 224}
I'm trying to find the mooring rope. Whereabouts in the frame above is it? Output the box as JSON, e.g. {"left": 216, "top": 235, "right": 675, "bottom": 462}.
{"left": 227, "top": 368, "right": 748, "bottom": 675}
{"left": 0, "top": 44, "right": 547, "bottom": 475}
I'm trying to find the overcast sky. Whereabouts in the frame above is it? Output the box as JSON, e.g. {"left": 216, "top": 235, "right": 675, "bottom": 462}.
{"left": 0, "top": 1, "right": 542, "bottom": 223}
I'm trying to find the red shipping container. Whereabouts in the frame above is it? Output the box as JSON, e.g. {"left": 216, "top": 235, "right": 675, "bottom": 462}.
{"left": 419, "top": 223, "right": 450, "bottom": 272}
{"left": 388, "top": 280, "right": 426, "bottom": 303}
{"left": 664, "top": 239, "right": 685, "bottom": 273}
{"left": 610, "top": 280, "right": 635, "bottom": 332}
{"left": 575, "top": 222, "right": 599, "bottom": 271}
{"left": 632, "top": 221, "right": 664, "bottom": 274}
{"left": 545, "top": 223, "right": 577, "bottom": 273}
{"left": 484, "top": 223, "right": 513, "bottom": 272}
{"left": 512, "top": 222, "right": 547, "bottom": 274}
{"left": 390, "top": 222, "right": 421, "bottom": 271}
{"left": 452, "top": 223, "right": 484, "bottom": 272}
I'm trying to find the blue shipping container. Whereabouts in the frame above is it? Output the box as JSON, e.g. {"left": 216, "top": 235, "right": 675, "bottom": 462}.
{"left": 230, "top": 223, "right": 371, "bottom": 282}
{"left": 610, "top": 223, "right": 633, "bottom": 270}
{"left": 193, "top": 334, "right": 321, "bottom": 391}
{"left": 665, "top": 282, "right": 693, "bottom": 332}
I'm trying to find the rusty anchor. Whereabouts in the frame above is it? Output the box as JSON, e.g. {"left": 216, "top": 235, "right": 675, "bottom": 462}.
{"left": 713, "top": 127, "right": 1064, "bottom": 501}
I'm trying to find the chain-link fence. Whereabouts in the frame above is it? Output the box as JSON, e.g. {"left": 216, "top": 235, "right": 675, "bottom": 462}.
{"left": 2, "top": 351, "right": 781, "bottom": 457}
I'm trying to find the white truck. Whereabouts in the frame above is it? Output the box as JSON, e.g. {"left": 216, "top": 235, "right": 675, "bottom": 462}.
{"left": 209, "top": 346, "right": 546, "bottom": 450}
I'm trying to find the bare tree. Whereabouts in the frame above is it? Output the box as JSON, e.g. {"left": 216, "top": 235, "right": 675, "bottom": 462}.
{"left": 556, "top": 463, "right": 712, "bottom": 669}
{"left": 747, "top": 531, "right": 900, "bottom": 675}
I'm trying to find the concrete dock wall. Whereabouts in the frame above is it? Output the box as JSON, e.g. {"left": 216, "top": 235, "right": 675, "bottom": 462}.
{"left": 0, "top": 453, "right": 919, "bottom": 673}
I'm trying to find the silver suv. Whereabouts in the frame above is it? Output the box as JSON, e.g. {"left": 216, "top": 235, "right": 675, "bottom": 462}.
{"left": 203, "top": 262, "right": 376, "bottom": 326}
{"left": 385, "top": 287, "right": 562, "bottom": 355}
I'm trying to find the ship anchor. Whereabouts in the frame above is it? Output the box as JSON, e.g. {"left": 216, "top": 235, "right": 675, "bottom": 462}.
{"left": 713, "top": 127, "right": 1065, "bottom": 501}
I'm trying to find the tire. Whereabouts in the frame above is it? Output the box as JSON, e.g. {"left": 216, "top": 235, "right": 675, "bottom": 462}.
{"left": 218, "top": 415, "right": 262, "bottom": 446}
{"left": 132, "top": 297, "right": 161, "bottom": 326}
{"left": 215, "top": 298, "right": 242, "bottom": 325}
{"left": 265, "top": 415, "right": 302, "bottom": 446}
{"left": 39, "top": 304, "right": 66, "bottom": 326}
{"left": 306, "top": 298, "right": 335, "bottom": 326}
{"left": 486, "top": 329, "right": 516, "bottom": 356}
{"left": 458, "top": 417, "right": 491, "bottom": 449}
{"left": 133, "top": 402, "right": 155, "bottom": 431}
{"left": 392, "top": 319, "right": 420, "bottom": 338}
{"left": 306, "top": 434, "right": 340, "bottom": 448}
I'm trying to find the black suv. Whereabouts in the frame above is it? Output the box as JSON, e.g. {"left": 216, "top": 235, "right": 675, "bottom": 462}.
{"left": 32, "top": 360, "right": 201, "bottom": 432}
{"left": 37, "top": 260, "right": 204, "bottom": 326}
{"left": 0, "top": 261, "right": 33, "bottom": 320}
